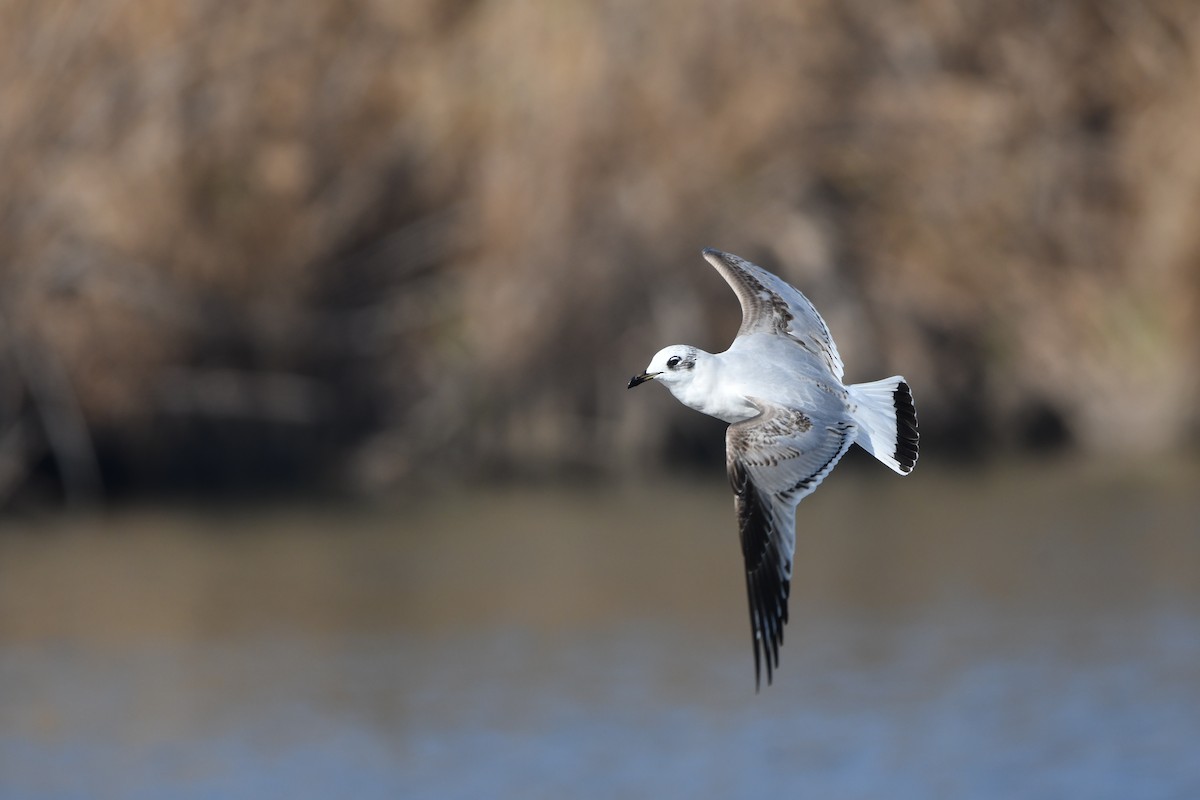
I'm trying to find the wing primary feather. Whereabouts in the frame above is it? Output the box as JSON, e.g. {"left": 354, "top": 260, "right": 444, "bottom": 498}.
{"left": 762, "top": 571, "right": 781, "bottom": 674}
{"left": 755, "top": 547, "right": 781, "bottom": 669}
{"left": 754, "top": 572, "right": 775, "bottom": 687}
{"left": 763, "top": 544, "right": 782, "bottom": 662}
{"left": 745, "top": 570, "right": 764, "bottom": 691}
{"left": 751, "top": 564, "right": 774, "bottom": 679}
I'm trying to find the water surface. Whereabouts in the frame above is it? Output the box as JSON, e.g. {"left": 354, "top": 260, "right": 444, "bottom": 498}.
{"left": 2, "top": 460, "right": 1199, "bottom": 798}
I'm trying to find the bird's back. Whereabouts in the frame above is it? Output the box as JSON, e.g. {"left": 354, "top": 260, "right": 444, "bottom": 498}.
{"left": 717, "top": 334, "right": 849, "bottom": 421}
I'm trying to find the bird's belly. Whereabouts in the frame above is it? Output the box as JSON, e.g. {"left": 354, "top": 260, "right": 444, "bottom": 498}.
{"left": 724, "top": 373, "right": 847, "bottom": 423}
{"left": 696, "top": 394, "right": 760, "bottom": 424}
{"left": 671, "top": 379, "right": 758, "bottom": 423}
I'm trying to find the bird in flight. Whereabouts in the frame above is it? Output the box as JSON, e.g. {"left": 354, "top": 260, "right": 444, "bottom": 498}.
{"left": 628, "top": 248, "right": 918, "bottom": 688}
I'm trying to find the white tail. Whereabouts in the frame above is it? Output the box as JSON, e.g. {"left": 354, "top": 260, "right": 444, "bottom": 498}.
{"left": 846, "top": 377, "right": 919, "bottom": 475}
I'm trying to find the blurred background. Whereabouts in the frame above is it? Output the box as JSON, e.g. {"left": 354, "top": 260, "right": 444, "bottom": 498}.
{"left": 2, "top": 1, "right": 1200, "bottom": 797}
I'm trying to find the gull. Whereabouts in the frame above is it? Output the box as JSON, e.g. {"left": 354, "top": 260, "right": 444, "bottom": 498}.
{"left": 628, "top": 248, "right": 918, "bottom": 688}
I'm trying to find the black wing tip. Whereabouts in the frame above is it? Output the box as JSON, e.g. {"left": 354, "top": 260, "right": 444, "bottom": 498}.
{"left": 892, "top": 381, "right": 919, "bottom": 473}
{"left": 747, "top": 565, "right": 788, "bottom": 691}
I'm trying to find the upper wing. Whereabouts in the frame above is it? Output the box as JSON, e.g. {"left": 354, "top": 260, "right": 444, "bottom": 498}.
{"left": 726, "top": 400, "right": 856, "bottom": 688}
{"left": 702, "top": 248, "right": 845, "bottom": 380}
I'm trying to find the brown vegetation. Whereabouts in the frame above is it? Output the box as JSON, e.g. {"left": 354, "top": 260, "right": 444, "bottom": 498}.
{"left": 2, "top": 0, "right": 1199, "bottom": 505}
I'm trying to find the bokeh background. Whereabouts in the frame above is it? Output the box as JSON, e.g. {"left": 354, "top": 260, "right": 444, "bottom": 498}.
{"left": 2, "top": 1, "right": 1200, "bottom": 798}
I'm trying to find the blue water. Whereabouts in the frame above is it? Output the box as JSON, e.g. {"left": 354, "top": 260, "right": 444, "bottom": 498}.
{"left": 2, "top": 466, "right": 1199, "bottom": 799}
{"left": 4, "top": 612, "right": 1199, "bottom": 800}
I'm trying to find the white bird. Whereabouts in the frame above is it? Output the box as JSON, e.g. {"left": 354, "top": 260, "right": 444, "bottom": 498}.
{"left": 628, "top": 248, "right": 918, "bottom": 688}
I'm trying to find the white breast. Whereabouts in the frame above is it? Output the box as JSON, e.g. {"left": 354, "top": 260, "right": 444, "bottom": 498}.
{"left": 665, "top": 357, "right": 760, "bottom": 424}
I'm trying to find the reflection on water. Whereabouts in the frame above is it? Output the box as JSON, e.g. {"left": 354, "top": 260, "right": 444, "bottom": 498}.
{"left": 2, "top": 460, "right": 1199, "bottom": 799}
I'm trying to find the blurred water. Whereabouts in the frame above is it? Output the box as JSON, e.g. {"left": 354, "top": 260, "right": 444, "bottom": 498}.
{"left": 2, "top": 460, "right": 1199, "bottom": 799}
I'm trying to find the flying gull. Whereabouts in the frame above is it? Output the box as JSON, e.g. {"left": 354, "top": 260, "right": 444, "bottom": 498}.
{"left": 628, "top": 248, "right": 918, "bottom": 688}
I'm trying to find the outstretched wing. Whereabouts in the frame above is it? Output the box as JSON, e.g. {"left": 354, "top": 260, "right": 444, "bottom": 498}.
{"left": 726, "top": 400, "right": 856, "bottom": 688}
{"left": 702, "top": 248, "right": 845, "bottom": 380}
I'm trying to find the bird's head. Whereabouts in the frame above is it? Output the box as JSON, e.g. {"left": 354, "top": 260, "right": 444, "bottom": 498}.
{"left": 627, "top": 345, "right": 700, "bottom": 389}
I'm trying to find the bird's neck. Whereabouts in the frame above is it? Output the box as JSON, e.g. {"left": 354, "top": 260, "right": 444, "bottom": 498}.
{"left": 670, "top": 352, "right": 758, "bottom": 424}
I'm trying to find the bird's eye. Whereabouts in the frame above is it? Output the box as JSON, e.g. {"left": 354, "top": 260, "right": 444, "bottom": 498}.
{"left": 666, "top": 355, "right": 682, "bottom": 369}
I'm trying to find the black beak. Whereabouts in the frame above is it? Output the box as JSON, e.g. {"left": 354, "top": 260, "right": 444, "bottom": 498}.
{"left": 627, "top": 372, "right": 658, "bottom": 389}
